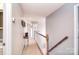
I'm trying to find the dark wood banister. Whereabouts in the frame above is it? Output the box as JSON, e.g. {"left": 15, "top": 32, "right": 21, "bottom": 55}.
{"left": 48, "top": 36, "right": 68, "bottom": 52}
{"left": 34, "top": 31, "right": 68, "bottom": 55}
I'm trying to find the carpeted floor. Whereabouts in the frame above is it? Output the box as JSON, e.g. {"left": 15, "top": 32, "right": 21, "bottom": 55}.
{"left": 23, "top": 39, "right": 41, "bottom": 55}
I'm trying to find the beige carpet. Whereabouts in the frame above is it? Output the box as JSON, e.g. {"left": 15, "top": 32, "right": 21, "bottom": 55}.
{"left": 23, "top": 39, "right": 41, "bottom": 55}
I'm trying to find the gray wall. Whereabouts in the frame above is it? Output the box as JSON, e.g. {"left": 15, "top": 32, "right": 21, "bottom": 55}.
{"left": 46, "top": 4, "right": 74, "bottom": 55}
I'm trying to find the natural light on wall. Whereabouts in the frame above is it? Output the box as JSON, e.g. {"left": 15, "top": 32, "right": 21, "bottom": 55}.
{"left": 0, "top": 3, "right": 3, "bottom": 9}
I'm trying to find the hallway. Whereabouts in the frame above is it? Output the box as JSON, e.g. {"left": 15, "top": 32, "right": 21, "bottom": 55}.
{"left": 23, "top": 39, "right": 41, "bottom": 55}
{"left": 11, "top": 3, "right": 74, "bottom": 55}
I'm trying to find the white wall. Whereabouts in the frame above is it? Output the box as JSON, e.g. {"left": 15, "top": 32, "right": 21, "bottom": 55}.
{"left": 12, "top": 3, "right": 24, "bottom": 54}
{"left": 0, "top": 3, "right": 3, "bottom": 10}
{"left": 23, "top": 18, "right": 32, "bottom": 40}
{"left": 46, "top": 3, "right": 74, "bottom": 55}
{"left": 37, "top": 17, "right": 46, "bottom": 35}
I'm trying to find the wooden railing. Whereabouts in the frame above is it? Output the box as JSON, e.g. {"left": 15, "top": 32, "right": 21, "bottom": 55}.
{"left": 34, "top": 31, "right": 48, "bottom": 55}
{"left": 46, "top": 34, "right": 49, "bottom": 55}
{"left": 48, "top": 36, "right": 68, "bottom": 52}
{"left": 35, "top": 31, "right": 47, "bottom": 38}
{"left": 34, "top": 31, "right": 68, "bottom": 55}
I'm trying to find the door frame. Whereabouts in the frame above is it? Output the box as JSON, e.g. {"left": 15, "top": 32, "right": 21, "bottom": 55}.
{"left": 74, "top": 4, "right": 79, "bottom": 55}
{"left": 3, "top": 3, "right": 12, "bottom": 55}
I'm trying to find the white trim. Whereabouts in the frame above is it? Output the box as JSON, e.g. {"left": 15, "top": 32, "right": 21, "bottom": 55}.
{"left": 3, "top": 3, "right": 12, "bottom": 55}
{"left": 74, "top": 4, "right": 79, "bottom": 55}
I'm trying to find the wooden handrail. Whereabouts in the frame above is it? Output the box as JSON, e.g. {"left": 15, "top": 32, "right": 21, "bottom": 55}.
{"left": 34, "top": 31, "right": 68, "bottom": 55}
{"left": 34, "top": 31, "right": 47, "bottom": 38}
{"left": 34, "top": 31, "right": 48, "bottom": 55}
{"left": 48, "top": 36, "right": 68, "bottom": 52}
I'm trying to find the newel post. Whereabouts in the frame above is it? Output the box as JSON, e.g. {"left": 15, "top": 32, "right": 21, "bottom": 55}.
{"left": 46, "top": 34, "right": 49, "bottom": 55}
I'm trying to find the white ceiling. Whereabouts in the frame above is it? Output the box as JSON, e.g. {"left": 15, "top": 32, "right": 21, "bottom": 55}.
{"left": 20, "top": 3, "right": 64, "bottom": 17}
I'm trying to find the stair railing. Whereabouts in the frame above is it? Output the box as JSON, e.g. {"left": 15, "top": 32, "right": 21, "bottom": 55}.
{"left": 34, "top": 31, "right": 48, "bottom": 55}
{"left": 34, "top": 31, "right": 68, "bottom": 55}
{"left": 48, "top": 36, "right": 68, "bottom": 53}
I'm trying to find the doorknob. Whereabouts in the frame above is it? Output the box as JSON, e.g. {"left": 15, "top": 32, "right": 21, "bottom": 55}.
{"left": 3, "top": 43, "right": 5, "bottom": 46}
